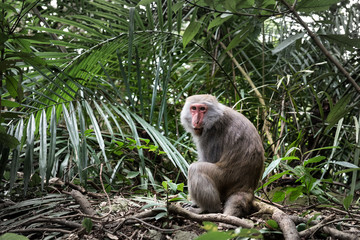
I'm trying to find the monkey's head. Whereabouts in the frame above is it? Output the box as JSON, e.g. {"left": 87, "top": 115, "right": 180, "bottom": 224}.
{"left": 180, "top": 94, "right": 225, "bottom": 136}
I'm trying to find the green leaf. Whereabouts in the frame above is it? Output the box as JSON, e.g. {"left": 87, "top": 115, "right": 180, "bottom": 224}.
{"left": 272, "top": 32, "right": 305, "bottom": 54}
{"left": 162, "top": 181, "right": 168, "bottom": 190}
{"left": 84, "top": 101, "right": 108, "bottom": 163}
{"left": 0, "top": 233, "right": 29, "bottom": 240}
{"left": 196, "top": 231, "right": 233, "bottom": 240}
{"left": 5, "top": 75, "right": 19, "bottom": 98}
{"left": 325, "top": 94, "right": 352, "bottom": 132}
{"left": 287, "top": 186, "right": 304, "bottom": 201}
{"left": 202, "top": 221, "right": 219, "bottom": 231}
{"left": 137, "top": 0, "right": 156, "bottom": 6}
{"left": 183, "top": 21, "right": 202, "bottom": 48}
{"left": 303, "top": 156, "right": 326, "bottom": 167}
{"left": 172, "top": 1, "right": 184, "bottom": 13}
{"left": 265, "top": 219, "right": 279, "bottom": 229}
{"left": 297, "top": 0, "right": 342, "bottom": 13}
{"left": 272, "top": 190, "right": 285, "bottom": 202}
{"left": 47, "top": 106, "right": 57, "bottom": 183}
{"left": 127, "top": 171, "right": 140, "bottom": 178}
{"left": 208, "top": 15, "right": 232, "bottom": 30}
{"left": 155, "top": 211, "right": 167, "bottom": 220}
{"left": 259, "top": 170, "right": 290, "bottom": 190}
{"left": 1, "top": 100, "right": 20, "bottom": 108}
{"left": 0, "top": 128, "right": 20, "bottom": 149}
{"left": 0, "top": 3, "right": 17, "bottom": 14}
{"left": 177, "top": 182, "right": 184, "bottom": 192}
{"left": 82, "top": 218, "right": 93, "bottom": 233}
{"left": 331, "top": 161, "right": 359, "bottom": 169}
{"left": 24, "top": 114, "right": 35, "bottom": 194}
{"left": 39, "top": 109, "right": 47, "bottom": 190}
{"left": 343, "top": 194, "right": 353, "bottom": 210}
{"left": 262, "top": 156, "right": 298, "bottom": 179}
{"left": 225, "top": 25, "right": 252, "bottom": 51}
{"left": 321, "top": 34, "right": 360, "bottom": 50}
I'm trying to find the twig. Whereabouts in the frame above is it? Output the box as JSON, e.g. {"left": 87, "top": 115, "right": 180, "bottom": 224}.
{"left": 298, "top": 214, "right": 335, "bottom": 238}
{"left": 168, "top": 204, "right": 254, "bottom": 229}
{"left": 127, "top": 217, "right": 174, "bottom": 233}
{"left": 279, "top": 0, "right": 360, "bottom": 93}
{"left": 9, "top": 228, "right": 71, "bottom": 234}
{"left": 323, "top": 226, "right": 359, "bottom": 240}
{"left": 39, "top": 217, "right": 82, "bottom": 228}
{"left": 100, "top": 163, "right": 112, "bottom": 216}
{"left": 32, "top": 7, "right": 68, "bottom": 53}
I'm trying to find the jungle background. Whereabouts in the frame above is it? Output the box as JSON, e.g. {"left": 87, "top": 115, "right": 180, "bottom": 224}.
{"left": 0, "top": 0, "right": 359, "bottom": 239}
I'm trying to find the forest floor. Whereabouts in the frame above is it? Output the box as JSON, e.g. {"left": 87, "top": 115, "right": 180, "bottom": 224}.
{"left": 0, "top": 180, "right": 359, "bottom": 240}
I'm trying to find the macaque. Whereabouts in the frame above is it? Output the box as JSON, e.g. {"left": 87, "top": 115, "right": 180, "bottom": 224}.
{"left": 180, "top": 94, "right": 264, "bottom": 217}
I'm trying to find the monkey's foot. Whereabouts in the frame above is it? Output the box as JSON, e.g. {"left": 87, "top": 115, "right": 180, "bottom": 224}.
{"left": 182, "top": 202, "right": 204, "bottom": 214}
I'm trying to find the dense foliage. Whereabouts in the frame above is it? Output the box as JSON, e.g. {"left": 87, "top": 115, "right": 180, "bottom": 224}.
{"left": 0, "top": 0, "right": 359, "bottom": 217}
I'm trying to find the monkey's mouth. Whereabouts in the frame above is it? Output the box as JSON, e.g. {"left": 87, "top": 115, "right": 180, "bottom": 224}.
{"left": 193, "top": 128, "right": 203, "bottom": 135}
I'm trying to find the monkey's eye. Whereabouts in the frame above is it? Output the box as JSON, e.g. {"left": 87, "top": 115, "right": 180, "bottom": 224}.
{"left": 191, "top": 106, "right": 197, "bottom": 110}
{"left": 200, "top": 107, "right": 206, "bottom": 111}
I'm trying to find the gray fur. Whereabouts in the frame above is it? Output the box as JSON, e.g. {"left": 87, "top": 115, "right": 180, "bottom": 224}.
{"left": 181, "top": 94, "right": 264, "bottom": 217}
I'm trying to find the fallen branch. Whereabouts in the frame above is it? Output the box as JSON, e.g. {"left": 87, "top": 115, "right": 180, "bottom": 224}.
{"left": 323, "top": 226, "right": 359, "bottom": 240}
{"left": 253, "top": 201, "right": 300, "bottom": 240}
{"left": 168, "top": 204, "right": 254, "bottom": 229}
{"left": 298, "top": 214, "right": 335, "bottom": 238}
{"left": 70, "top": 189, "right": 96, "bottom": 216}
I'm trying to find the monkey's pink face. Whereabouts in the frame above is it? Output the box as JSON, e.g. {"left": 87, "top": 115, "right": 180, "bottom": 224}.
{"left": 190, "top": 104, "right": 208, "bottom": 135}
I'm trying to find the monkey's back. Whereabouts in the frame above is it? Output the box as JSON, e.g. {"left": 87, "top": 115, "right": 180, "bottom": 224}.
{"left": 197, "top": 106, "right": 264, "bottom": 194}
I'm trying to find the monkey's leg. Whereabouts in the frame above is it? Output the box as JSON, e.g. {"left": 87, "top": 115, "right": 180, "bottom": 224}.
{"left": 223, "top": 191, "right": 254, "bottom": 217}
{"left": 188, "top": 162, "right": 223, "bottom": 213}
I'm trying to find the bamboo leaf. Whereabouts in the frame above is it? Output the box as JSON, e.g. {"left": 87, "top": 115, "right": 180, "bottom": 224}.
{"left": 77, "top": 102, "right": 88, "bottom": 183}
{"left": 183, "top": 20, "right": 202, "bottom": 48}
{"left": 10, "top": 119, "right": 24, "bottom": 191}
{"left": 325, "top": 94, "right": 352, "bottom": 132}
{"left": 24, "top": 114, "right": 35, "bottom": 194}
{"left": 150, "top": 48, "right": 162, "bottom": 124}
{"left": 156, "top": 0, "right": 164, "bottom": 31}
{"left": 93, "top": 100, "right": 114, "bottom": 137}
{"left": 137, "top": 0, "right": 155, "bottom": 6}
{"left": 47, "top": 106, "right": 57, "bottom": 182}
{"left": 84, "top": 101, "right": 109, "bottom": 164}
{"left": 297, "top": 0, "right": 342, "bottom": 13}
{"left": 272, "top": 32, "right": 305, "bottom": 54}
{"left": 39, "top": 109, "right": 47, "bottom": 190}
{"left": 208, "top": 15, "right": 232, "bottom": 31}
{"left": 62, "top": 103, "right": 80, "bottom": 166}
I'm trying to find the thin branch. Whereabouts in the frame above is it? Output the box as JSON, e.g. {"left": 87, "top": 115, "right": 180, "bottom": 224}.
{"left": 100, "top": 163, "right": 112, "bottom": 216}
{"left": 32, "top": 7, "right": 68, "bottom": 53}
{"left": 9, "top": 228, "right": 72, "bottom": 234}
{"left": 279, "top": 0, "right": 360, "bottom": 93}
